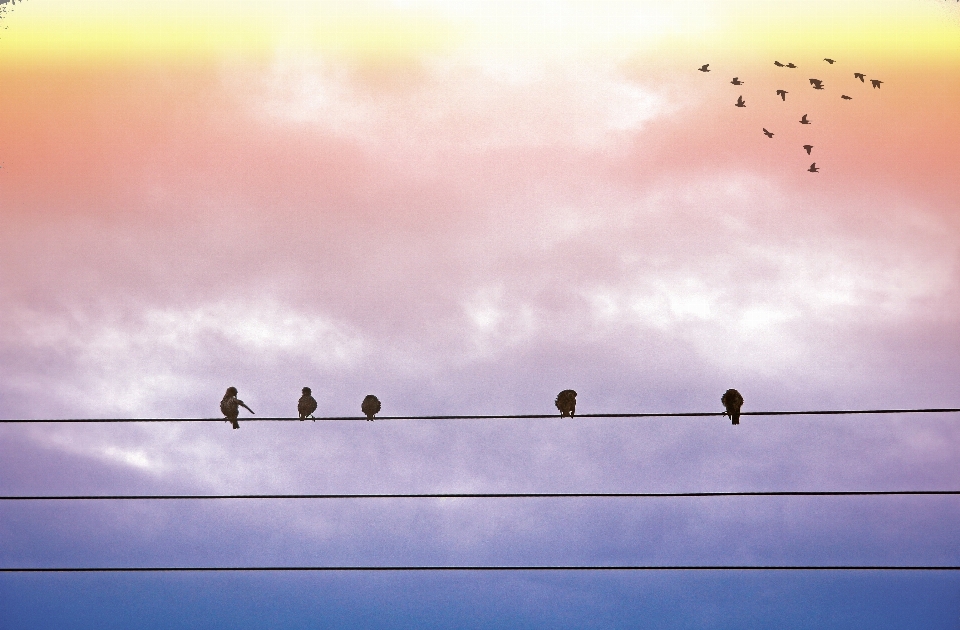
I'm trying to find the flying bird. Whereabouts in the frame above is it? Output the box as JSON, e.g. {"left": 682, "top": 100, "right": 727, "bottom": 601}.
{"left": 809, "top": 78, "right": 824, "bottom": 90}
{"left": 731, "top": 77, "right": 743, "bottom": 85}
{"left": 298, "top": 387, "right": 318, "bottom": 420}
{"left": 786, "top": 63, "right": 797, "bottom": 68}
{"left": 799, "top": 114, "right": 811, "bottom": 124}
{"left": 776, "top": 89, "right": 788, "bottom": 101}
{"left": 361, "top": 394, "right": 381, "bottom": 421}
{"left": 721, "top": 389, "right": 744, "bottom": 426}
{"left": 854, "top": 72, "right": 865, "bottom": 82}
{"left": 871, "top": 79, "right": 883, "bottom": 89}
{"left": 808, "top": 162, "right": 819, "bottom": 173}
{"left": 763, "top": 128, "right": 774, "bottom": 138}
{"left": 220, "top": 387, "right": 254, "bottom": 430}
{"left": 803, "top": 144, "right": 813, "bottom": 155}
{"left": 555, "top": 390, "right": 578, "bottom": 418}
{"left": 824, "top": 58, "right": 836, "bottom": 64}
{"left": 735, "top": 95, "right": 746, "bottom": 107}
{"left": 698, "top": 64, "right": 710, "bottom": 72}
{"left": 774, "top": 61, "right": 784, "bottom": 67}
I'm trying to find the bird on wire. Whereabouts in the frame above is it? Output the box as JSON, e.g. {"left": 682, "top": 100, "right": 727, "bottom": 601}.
{"left": 803, "top": 144, "right": 813, "bottom": 155}
{"left": 721, "top": 389, "right": 744, "bottom": 426}
{"left": 841, "top": 95, "right": 852, "bottom": 100}
{"left": 854, "top": 72, "right": 866, "bottom": 82}
{"left": 735, "top": 95, "right": 746, "bottom": 107}
{"left": 731, "top": 77, "right": 744, "bottom": 85}
{"left": 809, "top": 78, "right": 824, "bottom": 90}
{"left": 698, "top": 64, "right": 710, "bottom": 72}
{"left": 763, "top": 128, "right": 774, "bottom": 138}
{"left": 298, "top": 387, "right": 318, "bottom": 420}
{"left": 824, "top": 58, "right": 836, "bottom": 64}
{"left": 808, "top": 162, "right": 819, "bottom": 173}
{"left": 871, "top": 79, "right": 883, "bottom": 89}
{"left": 799, "top": 113, "right": 811, "bottom": 124}
{"left": 361, "top": 395, "right": 381, "bottom": 421}
{"left": 220, "top": 387, "right": 254, "bottom": 430}
{"left": 776, "top": 89, "right": 788, "bottom": 101}
{"left": 555, "top": 390, "right": 578, "bottom": 418}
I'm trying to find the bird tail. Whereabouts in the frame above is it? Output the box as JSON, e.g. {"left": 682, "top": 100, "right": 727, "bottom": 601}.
{"left": 732, "top": 414, "right": 739, "bottom": 426}
{"left": 231, "top": 419, "right": 239, "bottom": 430}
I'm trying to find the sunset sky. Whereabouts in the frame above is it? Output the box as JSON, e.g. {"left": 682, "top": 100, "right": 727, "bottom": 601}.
{"left": 1, "top": 1, "right": 960, "bottom": 627}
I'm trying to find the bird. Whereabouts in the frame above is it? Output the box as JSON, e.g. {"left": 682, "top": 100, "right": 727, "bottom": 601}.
{"left": 555, "top": 390, "right": 577, "bottom": 418}
{"left": 808, "top": 162, "right": 819, "bottom": 172}
{"left": 298, "top": 387, "right": 318, "bottom": 420}
{"left": 774, "top": 61, "right": 784, "bottom": 67}
{"left": 841, "top": 94, "right": 852, "bottom": 100}
{"left": 786, "top": 63, "right": 797, "bottom": 68}
{"left": 721, "top": 389, "right": 744, "bottom": 426}
{"left": 731, "top": 77, "right": 743, "bottom": 85}
{"left": 220, "top": 387, "right": 254, "bottom": 430}
{"left": 803, "top": 144, "right": 813, "bottom": 155}
{"left": 735, "top": 95, "right": 746, "bottom": 107}
{"left": 871, "top": 79, "right": 883, "bottom": 89}
{"left": 763, "top": 128, "right": 774, "bottom": 138}
{"left": 854, "top": 72, "right": 865, "bottom": 82}
{"left": 361, "top": 394, "right": 381, "bottom": 421}
{"left": 799, "top": 114, "right": 811, "bottom": 124}
{"left": 809, "top": 78, "right": 824, "bottom": 90}
{"left": 824, "top": 58, "right": 836, "bottom": 64}
{"left": 698, "top": 64, "right": 710, "bottom": 72}
{"left": 776, "top": 89, "right": 788, "bottom": 101}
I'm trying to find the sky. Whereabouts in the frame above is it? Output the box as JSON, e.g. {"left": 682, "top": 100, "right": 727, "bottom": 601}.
{"left": 1, "top": 0, "right": 960, "bottom": 627}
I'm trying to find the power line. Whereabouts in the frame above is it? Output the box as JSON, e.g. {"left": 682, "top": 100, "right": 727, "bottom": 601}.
{"left": 2, "top": 565, "right": 959, "bottom": 572}
{"left": 2, "top": 490, "right": 958, "bottom": 501}
{"left": 2, "top": 408, "right": 959, "bottom": 423}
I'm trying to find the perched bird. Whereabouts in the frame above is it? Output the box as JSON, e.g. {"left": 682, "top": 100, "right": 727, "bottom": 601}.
{"left": 808, "top": 162, "right": 819, "bottom": 173}
{"left": 298, "top": 387, "right": 318, "bottom": 420}
{"left": 698, "top": 64, "right": 710, "bottom": 72}
{"left": 841, "top": 94, "right": 852, "bottom": 100}
{"left": 361, "top": 394, "right": 381, "bottom": 421}
{"left": 721, "top": 389, "right": 744, "bottom": 426}
{"left": 809, "top": 78, "right": 824, "bottom": 90}
{"left": 854, "top": 72, "right": 865, "bottom": 82}
{"left": 776, "top": 89, "right": 788, "bottom": 101}
{"left": 763, "top": 128, "right": 774, "bottom": 138}
{"left": 735, "top": 95, "right": 746, "bottom": 107}
{"left": 220, "top": 387, "right": 254, "bottom": 430}
{"left": 774, "top": 60, "right": 784, "bottom": 67}
{"left": 803, "top": 144, "right": 813, "bottom": 155}
{"left": 799, "top": 114, "right": 811, "bottom": 124}
{"left": 824, "top": 58, "right": 836, "bottom": 64}
{"left": 555, "top": 390, "right": 577, "bottom": 418}
{"left": 731, "top": 77, "right": 744, "bottom": 85}
{"left": 786, "top": 63, "right": 797, "bottom": 68}
{"left": 871, "top": 79, "right": 883, "bottom": 89}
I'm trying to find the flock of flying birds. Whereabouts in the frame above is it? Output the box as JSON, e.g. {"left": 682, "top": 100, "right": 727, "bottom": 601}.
{"left": 218, "top": 387, "right": 748, "bottom": 428}
{"left": 698, "top": 58, "right": 884, "bottom": 172}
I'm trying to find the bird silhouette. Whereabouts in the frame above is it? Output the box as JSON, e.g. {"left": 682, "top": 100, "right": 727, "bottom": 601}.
{"left": 774, "top": 61, "right": 784, "bottom": 67}
{"left": 361, "top": 394, "right": 381, "bottom": 421}
{"left": 555, "top": 390, "right": 578, "bottom": 418}
{"left": 735, "top": 95, "right": 746, "bottom": 107}
{"left": 808, "top": 162, "right": 819, "bottom": 172}
{"left": 809, "top": 78, "right": 824, "bottom": 90}
{"left": 298, "top": 387, "right": 318, "bottom": 420}
{"left": 220, "top": 387, "right": 254, "bottom": 430}
{"left": 721, "top": 389, "right": 744, "bottom": 426}
{"left": 871, "top": 79, "right": 883, "bottom": 89}
{"left": 776, "top": 89, "right": 788, "bottom": 101}
{"left": 824, "top": 58, "right": 836, "bottom": 64}
{"left": 786, "top": 63, "right": 797, "bottom": 68}
{"left": 854, "top": 72, "right": 865, "bottom": 82}
{"left": 698, "top": 64, "right": 710, "bottom": 72}
{"left": 731, "top": 77, "right": 744, "bottom": 85}
{"left": 803, "top": 144, "right": 813, "bottom": 155}
{"left": 763, "top": 128, "right": 774, "bottom": 138}
{"left": 799, "top": 114, "right": 811, "bottom": 124}
{"left": 841, "top": 94, "right": 852, "bottom": 100}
